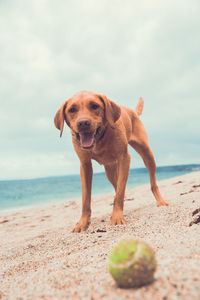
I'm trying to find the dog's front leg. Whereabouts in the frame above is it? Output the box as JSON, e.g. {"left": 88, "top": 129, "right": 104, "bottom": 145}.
{"left": 72, "top": 160, "right": 93, "bottom": 233}
{"left": 110, "top": 152, "right": 130, "bottom": 226}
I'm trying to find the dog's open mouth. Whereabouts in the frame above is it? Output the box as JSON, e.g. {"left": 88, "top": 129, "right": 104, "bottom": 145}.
{"left": 79, "top": 132, "right": 95, "bottom": 149}
{"left": 76, "top": 127, "right": 102, "bottom": 149}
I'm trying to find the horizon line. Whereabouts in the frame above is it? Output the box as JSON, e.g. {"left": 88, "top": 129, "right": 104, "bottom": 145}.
{"left": 1, "top": 163, "right": 200, "bottom": 182}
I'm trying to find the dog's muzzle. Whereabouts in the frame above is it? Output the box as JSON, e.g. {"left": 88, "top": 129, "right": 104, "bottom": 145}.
{"left": 75, "top": 126, "right": 102, "bottom": 149}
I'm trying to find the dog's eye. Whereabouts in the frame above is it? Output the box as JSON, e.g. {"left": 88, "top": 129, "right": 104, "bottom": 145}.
{"left": 68, "top": 107, "right": 76, "bottom": 113}
{"left": 91, "top": 103, "right": 99, "bottom": 110}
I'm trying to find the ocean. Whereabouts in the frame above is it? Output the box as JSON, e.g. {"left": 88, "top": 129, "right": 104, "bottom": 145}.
{"left": 0, "top": 164, "right": 200, "bottom": 211}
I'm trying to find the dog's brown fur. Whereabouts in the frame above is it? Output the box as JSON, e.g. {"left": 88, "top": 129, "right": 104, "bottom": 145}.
{"left": 54, "top": 91, "right": 169, "bottom": 232}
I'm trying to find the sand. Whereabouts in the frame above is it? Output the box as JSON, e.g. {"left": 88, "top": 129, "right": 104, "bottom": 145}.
{"left": 0, "top": 171, "right": 200, "bottom": 300}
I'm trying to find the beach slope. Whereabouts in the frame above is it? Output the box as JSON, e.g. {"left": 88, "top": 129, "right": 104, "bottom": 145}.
{"left": 0, "top": 172, "right": 200, "bottom": 299}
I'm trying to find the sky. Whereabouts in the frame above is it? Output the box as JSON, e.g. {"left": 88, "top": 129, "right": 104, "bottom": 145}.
{"left": 0, "top": 0, "right": 200, "bottom": 180}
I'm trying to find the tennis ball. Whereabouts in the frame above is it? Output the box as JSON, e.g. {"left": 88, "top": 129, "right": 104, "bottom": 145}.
{"left": 108, "top": 239, "right": 157, "bottom": 288}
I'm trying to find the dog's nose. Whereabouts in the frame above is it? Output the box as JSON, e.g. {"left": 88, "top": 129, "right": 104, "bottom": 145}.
{"left": 77, "top": 118, "right": 91, "bottom": 131}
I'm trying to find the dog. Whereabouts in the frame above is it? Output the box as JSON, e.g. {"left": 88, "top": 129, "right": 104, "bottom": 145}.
{"left": 54, "top": 91, "right": 169, "bottom": 232}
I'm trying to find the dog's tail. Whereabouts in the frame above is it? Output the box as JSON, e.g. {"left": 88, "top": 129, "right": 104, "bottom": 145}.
{"left": 136, "top": 97, "right": 144, "bottom": 116}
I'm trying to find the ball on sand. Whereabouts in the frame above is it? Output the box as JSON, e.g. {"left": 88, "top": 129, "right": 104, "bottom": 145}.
{"left": 108, "top": 239, "right": 157, "bottom": 288}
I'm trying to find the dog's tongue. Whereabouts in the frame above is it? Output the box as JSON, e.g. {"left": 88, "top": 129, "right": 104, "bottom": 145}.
{"left": 80, "top": 132, "right": 94, "bottom": 148}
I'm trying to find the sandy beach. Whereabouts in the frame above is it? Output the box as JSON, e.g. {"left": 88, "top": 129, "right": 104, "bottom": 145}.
{"left": 0, "top": 171, "right": 200, "bottom": 299}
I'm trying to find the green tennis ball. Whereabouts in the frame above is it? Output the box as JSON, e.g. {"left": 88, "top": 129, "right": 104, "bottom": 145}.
{"left": 108, "top": 239, "right": 157, "bottom": 288}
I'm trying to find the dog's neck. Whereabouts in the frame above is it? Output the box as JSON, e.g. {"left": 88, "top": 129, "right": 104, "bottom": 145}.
{"left": 99, "top": 127, "right": 106, "bottom": 141}
{"left": 98, "top": 122, "right": 112, "bottom": 142}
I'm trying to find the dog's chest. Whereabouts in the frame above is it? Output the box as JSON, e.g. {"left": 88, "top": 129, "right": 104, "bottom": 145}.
{"left": 91, "top": 149, "right": 118, "bottom": 166}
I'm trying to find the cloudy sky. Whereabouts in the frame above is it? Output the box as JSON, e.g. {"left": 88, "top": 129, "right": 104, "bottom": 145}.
{"left": 0, "top": 0, "right": 199, "bottom": 180}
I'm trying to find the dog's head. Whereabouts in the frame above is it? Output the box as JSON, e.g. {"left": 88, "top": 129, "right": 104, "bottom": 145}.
{"left": 54, "top": 91, "right": 121, "bottom": 149}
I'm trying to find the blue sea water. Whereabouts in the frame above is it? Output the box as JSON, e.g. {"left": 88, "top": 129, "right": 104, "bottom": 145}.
{"left": 0, "top": 164, "right": 200, "bottom": 211}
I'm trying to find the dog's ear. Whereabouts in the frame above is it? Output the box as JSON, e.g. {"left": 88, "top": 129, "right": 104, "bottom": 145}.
{"left": 98, "top": 94, "right": 121, "bottom": 128}
{"left": 54, "top": 100, "right": 69, "bottom": 137}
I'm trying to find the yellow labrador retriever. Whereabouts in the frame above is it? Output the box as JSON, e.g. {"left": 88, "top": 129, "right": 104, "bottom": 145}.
{"left": 54, "top": 91, "right": 169, "bottom": 232}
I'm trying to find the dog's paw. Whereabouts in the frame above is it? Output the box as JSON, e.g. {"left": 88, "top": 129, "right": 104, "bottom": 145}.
{"left": 110, "top": 212, "right": 126, "bottom": 226}
{"left": 157, "top": 199, "right": 170, "bottom": 207}
{"left": 72, "top": 217, "right": 90, "bottom": 233}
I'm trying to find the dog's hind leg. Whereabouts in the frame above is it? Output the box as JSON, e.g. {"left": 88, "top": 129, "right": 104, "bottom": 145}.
{"left": 104, "top": 162, "right": 118, "bottom": 191}
{"left": 129, "top": 118, "right": 169, "bottom": 206}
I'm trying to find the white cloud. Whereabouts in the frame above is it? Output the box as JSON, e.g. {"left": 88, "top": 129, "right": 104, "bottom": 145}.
{"left": 0, "top": 152, "right": 79, "bottom": 180}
